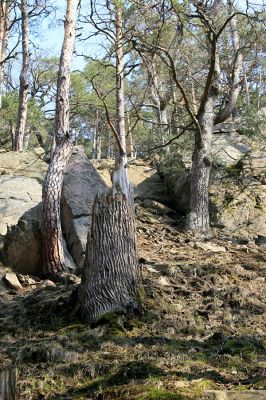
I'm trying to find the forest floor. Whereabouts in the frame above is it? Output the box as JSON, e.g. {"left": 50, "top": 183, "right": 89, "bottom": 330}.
{"left": 0, "top": 206, "right": 266, "bottom": 399}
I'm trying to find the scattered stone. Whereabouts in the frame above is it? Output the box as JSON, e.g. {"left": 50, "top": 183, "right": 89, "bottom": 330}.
{"left": 201, "top": 390, "right": 266, "bottom": 400}
{"left": 144, "top": 265, "right": 160, "bottom": 274}
{"left": 39, "top": 280, "right": 56, "bottom": 288}
{"left": 17, "top": 275, "right": 38, "bottom": 286}
{"left": 142, "top": 199, "right": 173, "bottom": 215}
{"left": 157, "top": 276, "right": 172, "bottom": 286}
{"left": 3, "top": 273, "right": 22, "bottom": 290}
{"left": 194, "top": 242, "right": 226, "bottom": 253}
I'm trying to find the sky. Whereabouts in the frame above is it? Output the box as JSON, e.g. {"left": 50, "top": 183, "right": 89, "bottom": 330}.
{"left": 7, "top": 0, "right": 265, "bottom": 86}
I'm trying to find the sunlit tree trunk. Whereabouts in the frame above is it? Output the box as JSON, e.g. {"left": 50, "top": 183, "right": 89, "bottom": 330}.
{"left": 0, "top": 0, "right": 9, "bottom": 110}
{"left": 127, "top": 112, "right": 135, "bottom": 158}
{"left": 214, "top": 1, "right": 243, "bottom": 124}
{"left": 14, "top": 0, "right": 29, "bottom": 151}
{"left": 92, "top": 108, "right": 101, "bottom": 159}
{"left": 187, "top": 93, "right": 214, "bottom": 232}
{"left": 42, "top": 0, "right": 78, "bottom": 279}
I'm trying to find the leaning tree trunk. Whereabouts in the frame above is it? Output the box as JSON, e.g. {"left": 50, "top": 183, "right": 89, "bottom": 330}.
{"left": 14, "top": 0, "right": 29, "bottom": 151}
{"left": 42, "top": 0, "right": 78, "bottom": 278}
{"left": 79, "top": 192, "right": 140, "bottom": 322}
{"left": 186, "top": 94, "right": 214, "bottom": 233}
{"left": 0, "top": 368, "right": 17, "bottom": 400}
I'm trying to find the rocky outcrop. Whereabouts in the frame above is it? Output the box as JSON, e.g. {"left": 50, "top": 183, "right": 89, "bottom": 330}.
{"left": 62, "top": 147, "right": 109, "bottom": 270}
{"left": 0, "top": 175, "right": 42, "bottom": 236}
{"left": 92, "top": 158, "right": 170, "bottom": 205}
{"left": 0, "top": 147, "right": 170, "bottom": 275}
{"left": 0, "top": 148, "right": 47, "bottom": 181}
{"left": 162, "top": 131, "right": 266, "bottom": 240}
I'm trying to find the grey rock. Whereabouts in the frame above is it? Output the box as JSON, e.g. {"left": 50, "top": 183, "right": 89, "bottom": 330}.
{"left": 142, "top": 199, "right": 173, "bottom": 215}
{"left": 3, "top": 273, "right": 22, "bottom": 290}
{"left": 62, "top": 146, "right": 108, "bottom": 270}
{"left": 201, "top": 390, "right": 266, "bottom": 400}
{"left": 0, "top": 175, "right": 42, "bottom": 236}
{"left": 2, "top": 203, "right": 77, "bottom": 276}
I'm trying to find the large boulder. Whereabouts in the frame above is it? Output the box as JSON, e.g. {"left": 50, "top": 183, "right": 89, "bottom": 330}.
{"left": 62, "top": 147, "right": 109, "bottom": 270}
{"left": 91, "top": 158, "right": 171, "bottom": 205}
{"left": 0, "top": 175, "right": 42, "bottom": 236}
{"left": 62, "top": 149, "right": 171, "bottom": 271}
{"left": 2, "top": 203, "right": 76, "bottom": 275}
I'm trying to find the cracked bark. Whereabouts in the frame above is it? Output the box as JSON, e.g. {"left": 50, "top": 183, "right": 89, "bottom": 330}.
{"left": 42, "top": 0, "right": 78, "bottom": 279}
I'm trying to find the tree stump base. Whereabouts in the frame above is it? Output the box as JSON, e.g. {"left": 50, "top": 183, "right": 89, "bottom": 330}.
{"left": 79, "top": 191, "right": 141, "bottom": 322}
{"left": 0, "top": 368, "right": 17, "bottom": 400}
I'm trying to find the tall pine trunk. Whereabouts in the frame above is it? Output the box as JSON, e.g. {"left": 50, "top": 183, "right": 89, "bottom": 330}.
{"left": 14, "top": 0, "right": 29, "bottom": 151}
{"left": 0, "top": 0, "right": 9, "bottom": 110}
{"left": 42, "top": 0, "right": 78, "bottom": 278}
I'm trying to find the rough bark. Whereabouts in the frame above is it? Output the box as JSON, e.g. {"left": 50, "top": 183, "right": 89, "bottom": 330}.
{"left": 0, "top": 368, "right": 17, "bottom": 400}
{"left": 23, "top": 127, "right": 30, "bottom": 149}
{"left": 79, "top": 192, "right": 140, "bottom": 322}
{"left": 42, "top": 0, "right": 78, "bottom": 278}
{"left": 14, "top": 0, "right": 29, "bottom": 151}
{"left": 127, "top": 113, "right": 135, "bottom": 158}
{"left": 186, "top": 92, "right": 215, "bottom": 233}
{"left": 112, "top": 2, "right": 129, "bottom": 197}
{"left": 0, "top": 0, "right": 9, "bottom": 110}
{"left": 92, "top": 108, "right": 101, "bottom": 160}
{"left": 214, "top": 2, "right": 243, "bottom": 124}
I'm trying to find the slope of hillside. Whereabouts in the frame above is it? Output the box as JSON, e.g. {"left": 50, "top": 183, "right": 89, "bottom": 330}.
{"left": 0, "top": 205, "right": 265, "bottom": 400}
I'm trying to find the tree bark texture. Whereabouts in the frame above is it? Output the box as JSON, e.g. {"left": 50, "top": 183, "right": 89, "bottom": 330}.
{"left": 79, "top": 192, "right": 141, "bottom": 322}
{"left": 127, "top": 113, "right": 135, "bottom": 158}
{"left": 112, "top": 2, "right": 129, "bottom": 197}
{"left": 42, "top": 0, "right": 78, "bottom": 278}
{"left": 0, "top": 0, "right": 9, "bottom": 109}
{"left": 14, "top": 0, "right": 29, "bottom": 151}
{"left": 215, "top": 2, "right": 243, "bottom": 124}
{"left": 0, "top": 368, "right": 17, "bottom": 400}
{"left": 92, "top": 108, "right": 101, "bottom": 159}
{"left": 42, "top": 143, "right": 72, "bottom": 277}
{"left": 187, "top": 93, "right": 214, "bottom": 233}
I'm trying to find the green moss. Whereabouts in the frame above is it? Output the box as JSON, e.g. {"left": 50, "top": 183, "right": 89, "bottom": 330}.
{"left": 58, "top": 323, "right": 86, "bottom": 333}
{"left": 137, "top": 388, "right": 185, "bottom": 400}
{"left": 137, "top": 285, "right": 147, "bottom": 304}
{"left": 221, "top": 336, "right": 265, "bottom": 359}
{"left": 104, "top": 328, "right": 126, "bottom": 338}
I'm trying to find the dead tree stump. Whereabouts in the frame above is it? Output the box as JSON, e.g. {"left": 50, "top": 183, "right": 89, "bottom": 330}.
{"left": 79, "top": 192, "right": 141, "bottom": 322}
{"left": 0, "top": 368, "right": 17, "bottom": 400}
